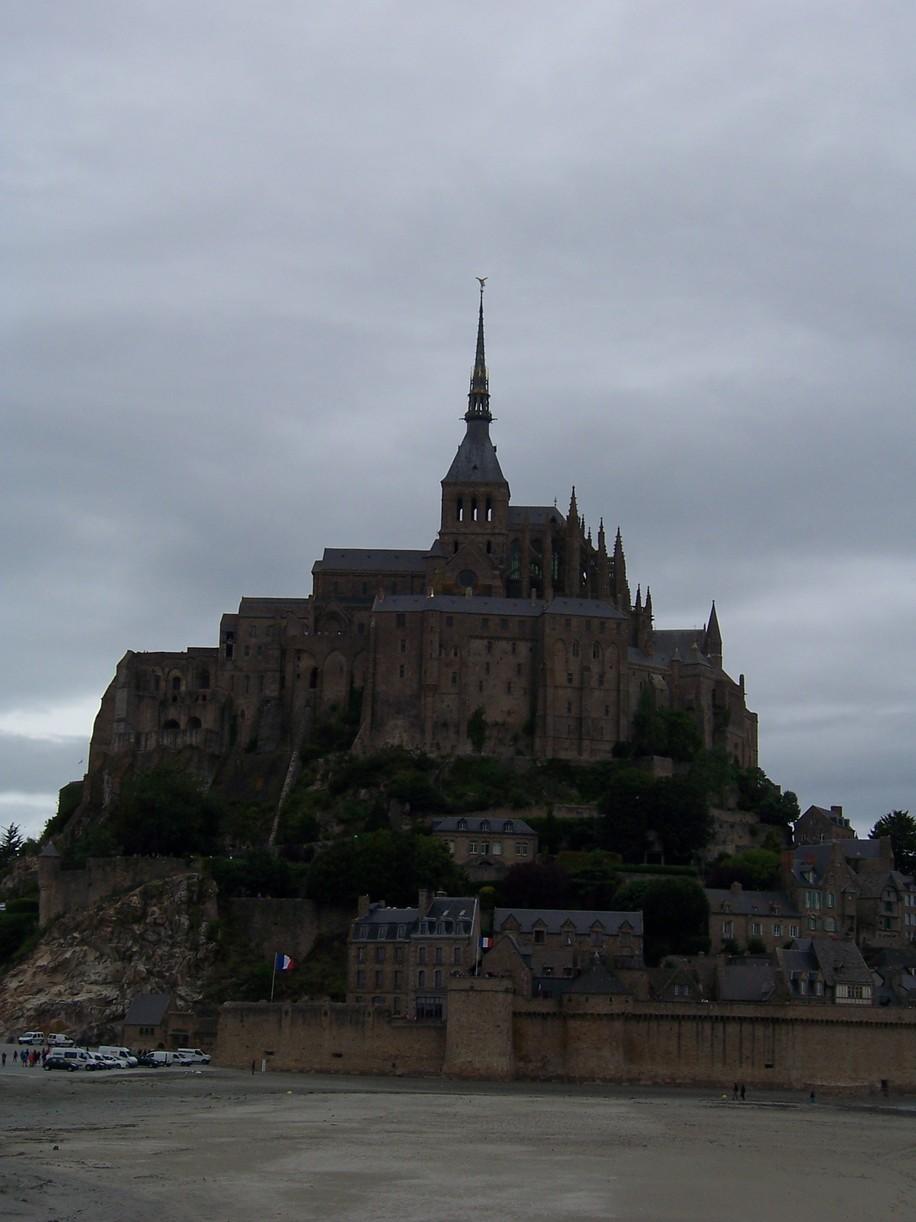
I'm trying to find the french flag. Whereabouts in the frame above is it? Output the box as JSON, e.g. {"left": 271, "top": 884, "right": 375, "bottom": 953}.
{"left": 480, "top": 936, "right": 494, "bottom": 950}
{"left": 274, "top": 952, "right": 296, "bottom": 972}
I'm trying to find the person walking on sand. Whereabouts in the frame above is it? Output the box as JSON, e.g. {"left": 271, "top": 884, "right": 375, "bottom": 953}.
{"left": 2, "top": 1051, "right": 6, "bottom": 1067}
{"left": 740, "top": 1083, "right": 746, "bottom": 1101}
{"left": 733, "top": 1082, "right": 739, "bottom": 1100}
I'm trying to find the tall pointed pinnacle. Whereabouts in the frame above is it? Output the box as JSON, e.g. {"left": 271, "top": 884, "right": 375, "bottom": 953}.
{"left": 466, "top": 277, "right": 491, "bottom": 422}
{"left": 567, "top": 485, "right": 578, "bottom": 523}
{"left": 644, "top": 586, "right": 653, "bottom": 621}
{"left": 704, "top": 599, "right": 723, "bottom": 666}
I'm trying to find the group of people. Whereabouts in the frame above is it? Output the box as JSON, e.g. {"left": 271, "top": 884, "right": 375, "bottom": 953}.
{"left": 2, "top": 1046, "right": 47, "bottom": 1067}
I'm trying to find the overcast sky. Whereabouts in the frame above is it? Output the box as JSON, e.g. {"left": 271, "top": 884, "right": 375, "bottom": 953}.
{"left": 4, "top": 1, "right": 915, "bottom": 841}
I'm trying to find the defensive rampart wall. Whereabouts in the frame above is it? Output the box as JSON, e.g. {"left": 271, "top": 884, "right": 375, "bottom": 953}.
{"left": 216, "top": 987, "right": 916, "bottom": 1093}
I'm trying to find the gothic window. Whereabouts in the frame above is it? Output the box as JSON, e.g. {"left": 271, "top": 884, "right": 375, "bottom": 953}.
{"left": 309, "top": 667, "right": 318, "bottom": 689}
{"left": 486, "top": 497, "right": 493, "bottom": 522}
{"left": 456, "top": 497, "right": 464, "bottom": 523}
{"left": 171, "top": 676, "right": 182, "bottom": 692}
{"left": 471, "top": 497, "right": 478, "bottom": 522}
{"left": 509, "top": 540, "right": 521, "bottom": 580}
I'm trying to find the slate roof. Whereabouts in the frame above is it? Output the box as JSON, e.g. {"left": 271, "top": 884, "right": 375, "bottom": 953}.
{"left": 442, "top": 419, "right": 507, "bottom": 484}
{"left": 508, "top": 505, "right": 566, "bottom": 529}
{"left": 560, "top": 961, "right": 630, "bottom": 995}
{"left": 705, "top": 888, "right": 800, "bottom": 918}
{"left": 237, "top": 597, "right": 311, "bottom": 615}
{"left": 352, "top": 897, "right": 477, "bottom": 940}
{"left": 808, "top": 938, "right": 873, "bottom": 987}
{"left": 432, "top": 816, "right": 536, "bottom": 835}
{"left": 716, "top": 959, "right": 777, "bottom": 1003}
{"left": 494, "top": 908, "right": 643, "bottom": 936}
{"left": 544, "top": 598, "right": 628, "bottom": 621}
{"left": 123, "top": 992, "right": 171, "bottom": 1026}
{"left": 644, "top": 629, "right": 715, "bottom": 669}
{"left": 313, "top": 549, "right": 428, "bottom": 574}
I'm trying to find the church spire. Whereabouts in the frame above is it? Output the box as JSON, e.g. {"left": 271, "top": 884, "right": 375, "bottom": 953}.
{"left": 467, "top": 278, "right": 491, "bottom": 422}
{"left": 704, "top": 600, "right": 722, "bottom": 667}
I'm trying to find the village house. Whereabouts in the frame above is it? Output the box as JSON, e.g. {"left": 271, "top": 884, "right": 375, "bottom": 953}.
{"left": 705, "top": 882, "right": 802, "bottom": 953}
{"left": 429, "top": 815, "right": 538, "bottom": 880}
{"left": 794, "top": 804, "right": 855, "bottom": 845}
{"left": 347, "top": 890, "right": 480, "bottom": 1019}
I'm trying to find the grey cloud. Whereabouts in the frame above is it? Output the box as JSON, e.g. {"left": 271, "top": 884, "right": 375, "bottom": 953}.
{"left": 3, "top": 2, "right": 915, "bottom": 833}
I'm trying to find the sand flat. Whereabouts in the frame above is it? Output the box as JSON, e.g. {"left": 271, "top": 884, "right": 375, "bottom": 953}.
{"left": 2, "top": 1060, "right": 915, "bottom": 1220}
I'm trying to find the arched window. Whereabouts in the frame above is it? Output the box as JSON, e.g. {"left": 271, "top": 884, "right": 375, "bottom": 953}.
{"left": 188, "top": 716, "right": 202, "bottom": 731}
{"left": 418, "top": 946, "right": 427, "bottom": 965}
{"left": 309, "top": 667, "right": 318, "bottom": 690}
{"left": 163, "top": 719, "right": 180, "bottom": 731}
{"left": 457, "top": 497, "right": 464, "bottom": 523}
{"left": 171, "top": 675, "right": 182, "bottom": 692}
{"left": 471, "top": 497, "right": 479, "bottom": 522}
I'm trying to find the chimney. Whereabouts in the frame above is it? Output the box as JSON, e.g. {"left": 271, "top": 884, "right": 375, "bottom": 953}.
{"left": 357, "top": 894, "right": 371, "bottom": 918}
{"left": 418, "top": 887, "right": 431, "bottom": 914}
{"left": 830, "top": 805, "right": 844, "bottom": 819}
{"left": 730, "top": 881, "right": 743, "bottom": 893}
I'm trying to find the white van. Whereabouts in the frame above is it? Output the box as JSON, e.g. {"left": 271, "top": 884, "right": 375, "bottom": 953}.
{"left": 98, "top": 1045, "right": 138, "bottom": 1066}
{"left": 18, "top": 1031, "right": 44, "bottom": 1045}
{"left": 45, "top": 1048, "right": 92, "bottom": 1071}
{"left": 176, "top": 1047, "right": 211, "bottom": 1064}
{"left": 48, "top": 1033, "right": 75, "bottom": 1047}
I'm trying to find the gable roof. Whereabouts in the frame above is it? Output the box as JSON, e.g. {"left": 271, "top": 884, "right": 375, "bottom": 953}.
{"left": 494, "top": 908, "right": 643, "bottom": 937}
{"left": 432, "top": 816, "right": 535, "bottom": 835}
{"left": 716, "top": 959, "right": 776, "bottom": 1003}
{"left": 313, "top": 549, "right": 428, "bottom": 574}
{"left": 705, "top": 888, "right": 800, "bottom": 918}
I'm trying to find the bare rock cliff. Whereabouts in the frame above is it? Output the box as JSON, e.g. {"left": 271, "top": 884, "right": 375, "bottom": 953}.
{"left": 0, "top": 871, "right": 217, "bottom": 1041}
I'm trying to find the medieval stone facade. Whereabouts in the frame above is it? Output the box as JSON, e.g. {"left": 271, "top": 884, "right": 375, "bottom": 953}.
{"left": 84, "top": 289, "right": 757, "bottom": 800}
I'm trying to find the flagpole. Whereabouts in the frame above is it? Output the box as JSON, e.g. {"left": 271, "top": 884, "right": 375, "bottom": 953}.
{"left": 270, "top": 952, "right": 277, "bottom": 1002}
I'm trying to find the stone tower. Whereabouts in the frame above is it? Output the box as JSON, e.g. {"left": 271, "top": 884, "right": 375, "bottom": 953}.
{"left": 436, "top": 283, "right": 510, "bottom": 595}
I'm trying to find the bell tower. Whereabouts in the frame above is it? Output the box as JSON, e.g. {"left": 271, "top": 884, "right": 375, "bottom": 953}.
{"left": 437, "top": 281, "right": 510, "bottom": 595}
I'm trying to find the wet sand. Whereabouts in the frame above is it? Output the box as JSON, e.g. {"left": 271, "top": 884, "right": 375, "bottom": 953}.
{"left": 2, "top": 1051, "right": 915, "bottom": 1220}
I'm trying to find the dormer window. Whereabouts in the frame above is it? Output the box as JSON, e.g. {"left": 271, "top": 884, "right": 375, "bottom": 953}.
{"left": 480, "top": 820, "right": 490, "bottom": 832}
{"left": 503, "top": 821, "right": 514, "bottom": 833}
{"left": 456, "top": 819, "right": 467, "bottom": 831}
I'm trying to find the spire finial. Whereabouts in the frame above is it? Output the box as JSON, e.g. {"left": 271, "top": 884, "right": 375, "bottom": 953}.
{"left": 467, "top": 279, "right": 491, "bottom": 421}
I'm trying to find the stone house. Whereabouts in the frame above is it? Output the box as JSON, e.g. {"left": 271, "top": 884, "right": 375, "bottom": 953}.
{"left": 776, "top": 939, "right": 874, "bottom": 1006}
{"left": 782, "top": 837, "right": 914, "bottom": 949}
{"left": 794, "top": 804, "right": 855, "bottom": 845}
{"left": 121, "top": 992, "right": 218, "bottom": 1051}
{"left": 430, "top": 815, "right": 538, "bottom": 879}
{"left": 705, "top": 883, "right": 803, "bottom": 953}
{"left": 347, "top": 890, "right": 480, "bottom": 1020}
{"left": 489, "top": 907, "right": 643, "bottom": 996}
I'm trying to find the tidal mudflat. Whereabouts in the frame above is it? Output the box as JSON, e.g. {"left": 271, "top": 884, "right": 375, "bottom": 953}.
{"left": 2, "top": 1062, "right": 914, "bottom": 1220}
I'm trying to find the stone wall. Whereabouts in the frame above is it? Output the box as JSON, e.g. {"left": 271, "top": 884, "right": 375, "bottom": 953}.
{"left": 216, "top": 1001, "right": 445, "bottom": 1076}
{"left": 215, "top": 988, "right": 916, "bottom": 1093}
{"left": 225, "top": 898, "right": 352, "bottom": 964}
{"left": 39, "top": 854, "right": 197, "bottom": 926}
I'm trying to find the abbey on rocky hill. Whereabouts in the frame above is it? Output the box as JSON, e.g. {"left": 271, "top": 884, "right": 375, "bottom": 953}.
{"left": 87, "top": 288, "right": 757, "bottom": 795}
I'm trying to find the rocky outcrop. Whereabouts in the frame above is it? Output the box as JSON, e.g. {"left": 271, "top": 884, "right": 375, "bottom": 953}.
{"left": 0, "top": 871, "right": 218, "bottom": 1042}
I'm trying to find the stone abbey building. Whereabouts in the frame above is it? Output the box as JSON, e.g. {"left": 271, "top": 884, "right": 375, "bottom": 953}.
{"left": 87, "top": 290, "right": 757, "bottom": 795}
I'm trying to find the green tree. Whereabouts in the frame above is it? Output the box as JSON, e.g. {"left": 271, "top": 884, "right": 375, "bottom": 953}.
{"left": 111, "top": 767, "right": 222, "bottom": 856}
{"left": 735, "top": 767, "right": 799, "bottom": 826}
{"left": 614, "top": 876, "right": 710, "bottom": 965}
{"left": 598, "top": 768, "right": 650, "bottom": 861}
{"left": 467, "top": 707, "right": 488, "bottom": 754}
{"left": 870, "top": 810, "right": 916, "bottom": 875}
{"left": 0, "top": 823, "right": 24, "bottom": 865}
{"left": 499, "top": 861, "right": 572, "bottom": 909}
{"left": 307, "top": 830, "right": 463, "bottom": 907}
{"left": 707, "top": 848, "right": 781, "bottom": 890}
{"left": 645, "top": 778, "right": 711, "bottom": 862}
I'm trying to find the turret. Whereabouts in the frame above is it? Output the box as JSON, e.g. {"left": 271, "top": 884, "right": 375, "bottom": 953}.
{"left": 704, "top": 600, "right": 722, "bottom": 667}
{"left": 565, "top": 486, "right": 581, "bottom": 595}
{"left": 596, "top": 519, "right": 611, "bottom": 600}
{"left": 612, "top": 526, "right": 631, "bottom": 612}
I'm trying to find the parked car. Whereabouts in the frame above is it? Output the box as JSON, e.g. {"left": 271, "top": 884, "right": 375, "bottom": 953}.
{"left": 83, "top": 1051, "right": 109, "bottom": 1071}
{"left": 18, "top": 1031, "right": 45, "bottom": 1045}
{"left": 44, "top": 1049, "right": 93, "bottom": 1071}
{"left": 47, "top": 1033, "right": 75, "bottom": 1047}
{"left": 176, "top": 1047, "right": 211, "bottom": 1064}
